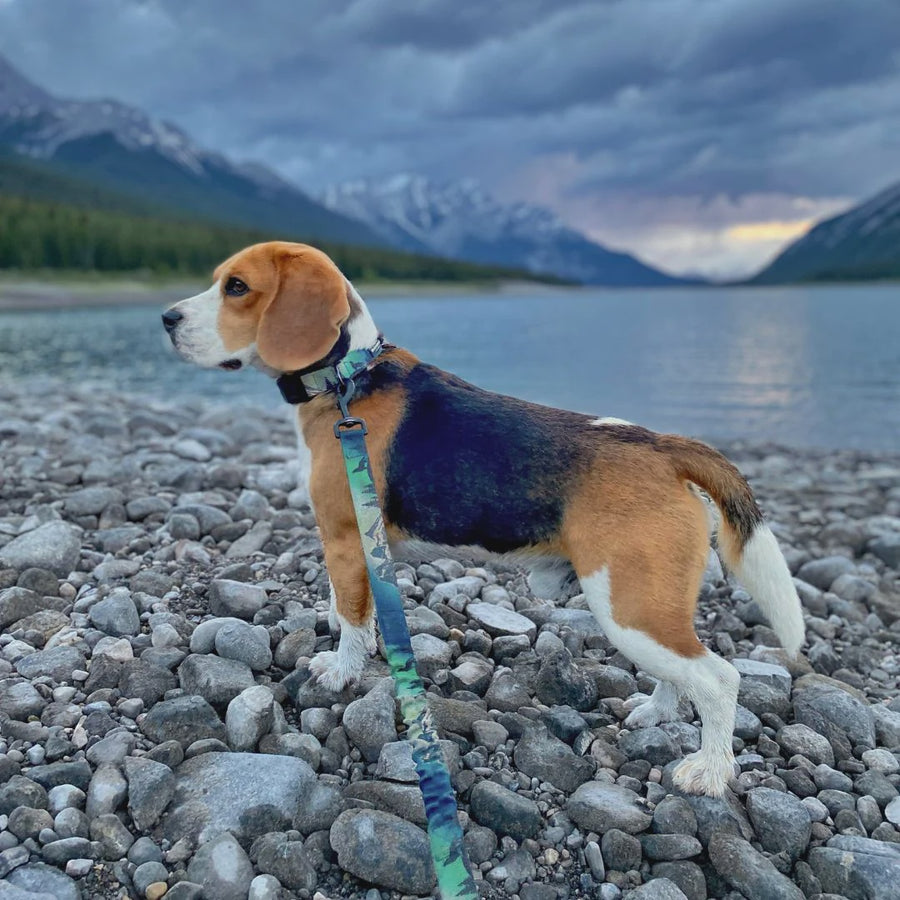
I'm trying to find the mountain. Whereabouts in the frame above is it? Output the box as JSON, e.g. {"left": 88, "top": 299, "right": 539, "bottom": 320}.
{"left": 751, "top": 182, "right": 900, "bottom": 283}
{"left": 0, "top": 55, "right": 383, "bottom": 246}
{"left": 321, "top": 174, "right": 689, "bottom": 286}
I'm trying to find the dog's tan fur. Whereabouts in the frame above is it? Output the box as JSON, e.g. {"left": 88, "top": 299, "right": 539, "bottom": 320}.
{"left": 561, "top": 450, "right": 710, "bottom": 658}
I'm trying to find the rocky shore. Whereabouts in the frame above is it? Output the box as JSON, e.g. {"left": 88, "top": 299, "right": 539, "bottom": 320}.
{"left": 0, "top": 381, "right": 899, "bottom": 900}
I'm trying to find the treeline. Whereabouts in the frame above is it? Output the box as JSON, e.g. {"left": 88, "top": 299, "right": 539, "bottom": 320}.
{"left": 783, "top": 254, "right": 900, "bottom": 284}
{"left": 0, "top": 193, "right": 552, "bottom": 282}
{"left": 749, "top": 256, "right": 900, "bottom": 285}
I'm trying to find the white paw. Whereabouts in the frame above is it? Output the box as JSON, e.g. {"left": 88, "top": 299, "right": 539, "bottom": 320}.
{"left": 309, "top": 651, "right": 357, "bottom": 692}
{"left": 327, "top": 603, "right": 340, "bottom": 632}
{"left": 623, "top": 693, "right": 652, "bottom": 711}
{"left": 672, "top": 750, "right": 735, "bottom": 798}
{"left": 624, "top": 701, "right": 665, "bottom": 729}
{"left": 363, "top": 623, "right": 377, "bottom": 655}
{"left": 623, "top": 697, "right": 680, "bottom": 730}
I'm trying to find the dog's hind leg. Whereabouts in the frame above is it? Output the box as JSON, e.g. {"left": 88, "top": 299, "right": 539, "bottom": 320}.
{"left": 566, "top": 479, "right": 738, "bottom": 797}
{"left": 623, "top": 680, "right": 682, "bottom": 729}
{"left": 580, "top": 565, "right": 738, "bottom": 797}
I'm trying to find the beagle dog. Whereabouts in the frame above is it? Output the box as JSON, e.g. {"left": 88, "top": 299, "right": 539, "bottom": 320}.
{"left": 163, "top": 240, "right": 804, "bottom": 797}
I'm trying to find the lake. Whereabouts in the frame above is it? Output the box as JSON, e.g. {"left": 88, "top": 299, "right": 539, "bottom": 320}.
{"left": 0, "top": 282, "right": 897, "bottom": 450}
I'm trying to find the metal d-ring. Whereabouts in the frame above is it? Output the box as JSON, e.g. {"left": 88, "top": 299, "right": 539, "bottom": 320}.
{"left": 333, "top": 376, "right": 368, "bottom": 437}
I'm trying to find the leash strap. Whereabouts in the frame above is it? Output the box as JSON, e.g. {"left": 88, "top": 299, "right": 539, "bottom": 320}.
{"left": 334, "top": 392, "right": 478, "bottom": 900}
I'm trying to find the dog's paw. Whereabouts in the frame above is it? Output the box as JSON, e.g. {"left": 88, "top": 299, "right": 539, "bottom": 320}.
{"left": 672, "top": 750, "right": 735, "bottom": 798}
{"left": 623, "top": 695, "right": 680, "bottom": 729}
{"left": 309, "top": 651, "right": 359, "bottom": 692}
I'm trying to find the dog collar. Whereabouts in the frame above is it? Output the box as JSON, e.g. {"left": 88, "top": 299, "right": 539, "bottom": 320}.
{"left": 276, "top": 338, "right": 386, "bottom": 405}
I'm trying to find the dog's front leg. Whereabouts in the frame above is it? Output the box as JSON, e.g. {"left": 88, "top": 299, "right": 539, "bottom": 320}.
{"left": 310, "top": 533, "right": 376, "bottom": 691}
{"left": 326, "top": 578, "right": 377, "bottom": 653}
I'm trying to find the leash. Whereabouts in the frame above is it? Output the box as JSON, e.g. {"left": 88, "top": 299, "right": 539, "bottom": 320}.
{"left": 333, "top": 376, "right": 479, "bottom": 900}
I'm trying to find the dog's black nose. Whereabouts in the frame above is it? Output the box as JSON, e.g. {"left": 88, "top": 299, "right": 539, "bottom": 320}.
{"left": 162, "top": 309, "right": 183, "bottom": 333}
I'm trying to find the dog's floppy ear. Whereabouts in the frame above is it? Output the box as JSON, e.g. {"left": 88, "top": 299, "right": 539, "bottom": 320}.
{"left": 257, "top": 250, "right": 350, "bottom": 372}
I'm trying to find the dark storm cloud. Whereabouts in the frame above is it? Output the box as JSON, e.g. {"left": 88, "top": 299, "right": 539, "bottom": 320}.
{"left": 1, "top": 0, "right": 898, "bottom": 274}
{"left": 350, "top": 0, "right": 573, "bottom": 51}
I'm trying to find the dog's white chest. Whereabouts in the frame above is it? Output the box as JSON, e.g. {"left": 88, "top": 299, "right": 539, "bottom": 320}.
{"left": 292, "top": 410, "right": 312, "bottom": 497}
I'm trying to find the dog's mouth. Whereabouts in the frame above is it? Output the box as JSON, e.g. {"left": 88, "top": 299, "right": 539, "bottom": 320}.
{"left": 219, "top": 359, "right": 243, "bottom": 371}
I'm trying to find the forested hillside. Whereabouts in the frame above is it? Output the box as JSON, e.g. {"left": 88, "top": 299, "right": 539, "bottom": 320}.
{"left": 0, "top": 190, "right": 551, "bottom": 282}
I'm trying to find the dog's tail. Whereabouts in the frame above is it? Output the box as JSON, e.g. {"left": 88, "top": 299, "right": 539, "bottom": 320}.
{"left": 661, "top": 435, "right": 805, "bottom": 656}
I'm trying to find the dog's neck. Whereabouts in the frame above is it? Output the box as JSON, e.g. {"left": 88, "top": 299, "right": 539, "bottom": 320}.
{"left": 345, "top": 280, "right": 380, "bottom": 353}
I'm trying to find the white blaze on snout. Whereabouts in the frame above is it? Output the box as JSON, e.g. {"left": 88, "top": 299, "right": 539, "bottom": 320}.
{"left": 167, "top": 282, "right": 255, "bottom": 368}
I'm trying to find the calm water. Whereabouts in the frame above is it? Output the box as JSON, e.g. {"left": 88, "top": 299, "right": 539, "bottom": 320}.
{"left": 0, "top": 283, "right": 897, "bottom": 450}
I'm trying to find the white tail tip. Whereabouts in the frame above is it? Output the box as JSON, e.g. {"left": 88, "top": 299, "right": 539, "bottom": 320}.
{"left": 734, "top": 525, "right": 805, "bottom": 656}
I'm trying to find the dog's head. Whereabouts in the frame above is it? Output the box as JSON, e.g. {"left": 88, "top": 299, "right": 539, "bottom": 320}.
{"left": 162, "top": 241, "right": 352, "bottom": 373}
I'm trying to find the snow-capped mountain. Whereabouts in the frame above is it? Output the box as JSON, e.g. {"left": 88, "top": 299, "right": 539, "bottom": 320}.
{"left": 322, "top": 174, "right": 688, "bottom": 286}
{"left": 0, "top": 55, "right": 382, "bottom": 245}
{"left": 0, "top": 55, "right": 208, "bottom": 174}
{"left": 751, "top": 182, "right": 900, "bottom": 283}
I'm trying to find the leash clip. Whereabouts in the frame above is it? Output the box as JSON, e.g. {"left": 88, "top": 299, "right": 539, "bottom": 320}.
{"left": 334, "top": 416, "right": 368, "bottom": 437}
{"left": 334, "top": 375, "right": 368, "bottom": 437}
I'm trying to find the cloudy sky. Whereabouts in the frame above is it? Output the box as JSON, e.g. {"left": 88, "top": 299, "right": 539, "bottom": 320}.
{"left": 2, "top": 0, "right": 899, "bottom": 278}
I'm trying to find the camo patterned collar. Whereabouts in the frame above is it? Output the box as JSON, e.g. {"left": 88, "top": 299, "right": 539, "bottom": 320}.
{"left": 276, "top": 338, "right": 386, "bottom": 405}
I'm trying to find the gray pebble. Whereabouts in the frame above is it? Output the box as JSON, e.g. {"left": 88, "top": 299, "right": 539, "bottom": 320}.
{"left": 124, "top": 756, "right": 176, "bottom": 831}
{"left": 186, "top": 831, "right": 254, "bottom": 900}
{"left": 469, "top": 779, "right": 542, "bottom": 841}
{"left": 133, "top": 860, "right": 169, "bottom": 896}
{"left": 207, "top": 579, "right": 267, "bottom": 619}
{"left": 248, "top": 873, "right": 282, "bottom": 900}
{"left": 225, "top": 685, "right": 275, "bottom": 752}
{"left": 0, "top": 522, "right": 81, "bottom": 577}
{"left": 215, "top": 621, "right": 273, "bottom": 671}
{"left": 342, "top": 679, "right": 397, "bottom": 763}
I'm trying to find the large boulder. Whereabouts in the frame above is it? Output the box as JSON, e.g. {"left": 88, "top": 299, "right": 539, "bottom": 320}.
{"left": 809, "top": 835, "right": 900, "bottom": 900}
{"left": 745, "top": 787, "right": 811, "bottom": 860}
{"left": 708, "top": 833, "right": 804, "bottom": 900}
{"left": 329, "top": 809, "right": 435, "bottom": 895}
{"left": 163, "top": 752, "right": 316, "bottom": 843}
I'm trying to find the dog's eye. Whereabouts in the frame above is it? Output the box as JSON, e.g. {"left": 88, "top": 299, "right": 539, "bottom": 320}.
{"left": 225, "top": 277, "right": 249, "bottom": 297}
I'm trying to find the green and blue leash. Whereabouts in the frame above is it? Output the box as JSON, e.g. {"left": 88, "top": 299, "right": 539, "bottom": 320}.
{"left": 322, "top": 361, "right": 478, "bottom": 900}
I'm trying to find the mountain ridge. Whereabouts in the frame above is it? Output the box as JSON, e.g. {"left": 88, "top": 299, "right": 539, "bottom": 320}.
{"left": 0, "top": 55, "right": 384, "bottom": 246}
{"left": 751, "top": 181, "right": 900, "bottom": 283}
{"left": 322, "top": 174, "right": 691, "bottom": 286}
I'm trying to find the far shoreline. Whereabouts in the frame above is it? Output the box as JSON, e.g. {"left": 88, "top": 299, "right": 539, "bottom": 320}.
{"left": 0, "top": 276, "right": 580, "bottom": 311}
{"left": 2, "top": 273, "right": 896, "bottom": 313}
